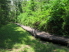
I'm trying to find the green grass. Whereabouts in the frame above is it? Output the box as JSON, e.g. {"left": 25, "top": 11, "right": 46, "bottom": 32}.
{"left": 0, "top": 23, "right": 69, "bottom": 52}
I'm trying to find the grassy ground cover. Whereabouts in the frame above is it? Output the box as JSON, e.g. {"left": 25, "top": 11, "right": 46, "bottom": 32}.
{"left": 0, "top": 23, "right": 69, "bottom": 52}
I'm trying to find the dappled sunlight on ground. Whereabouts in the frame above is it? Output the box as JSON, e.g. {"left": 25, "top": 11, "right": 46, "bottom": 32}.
{"left": 0, "top": 23, "right": 69, "bottom": 52}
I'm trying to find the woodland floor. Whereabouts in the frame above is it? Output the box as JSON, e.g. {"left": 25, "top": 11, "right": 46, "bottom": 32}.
{"left": 0, "top": 23, "right": 69, "bottom": 52}
{"left": 15, "top": 23, "right": 69, "bottom": 46}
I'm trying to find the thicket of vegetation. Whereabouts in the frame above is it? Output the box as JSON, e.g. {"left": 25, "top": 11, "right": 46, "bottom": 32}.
{"left": 0, "top": 0, "right": 69, "bottom": 36}
{"left": 0, "top": 0, "right": 69, "bottom": 51}
{"left": 0, "top": 0, "right": 9, "bottom": 26}
{"left": 16, "top": 0, "right": 69, "bottom": 36}
{"left": 0, "top": 0, "right": 22, "bottom": 26}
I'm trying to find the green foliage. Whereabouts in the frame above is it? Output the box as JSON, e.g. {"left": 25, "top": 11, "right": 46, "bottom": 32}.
{"left": 0, "top": 0, "right": 9, "bottom": 25}
{"left": 46, "top": 0, "right": 65, "bottom": 35}
{"left": 0, "top": 23, "right": 69, "bottom": 52}
{"left": 16, "top": 0, "right": 69, "bottom": 36}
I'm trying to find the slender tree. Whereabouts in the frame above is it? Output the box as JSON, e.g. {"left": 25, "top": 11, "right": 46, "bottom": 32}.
{"left": 0, "top": 0, "right": 9, "bottom": 25}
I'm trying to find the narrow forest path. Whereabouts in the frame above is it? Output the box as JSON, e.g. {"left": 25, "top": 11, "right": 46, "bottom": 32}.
{"left": 15, "top": 23, "right": 69, "bottom": 47}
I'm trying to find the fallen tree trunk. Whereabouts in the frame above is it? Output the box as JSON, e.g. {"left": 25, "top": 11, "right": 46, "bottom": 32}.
{"left": 15, "top": 23, "right": 69, "bottom": 47}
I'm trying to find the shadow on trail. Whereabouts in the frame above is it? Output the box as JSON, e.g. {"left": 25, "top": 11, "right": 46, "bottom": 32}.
{"left": 0, "top": 23, "right": 69, "bottom": 52}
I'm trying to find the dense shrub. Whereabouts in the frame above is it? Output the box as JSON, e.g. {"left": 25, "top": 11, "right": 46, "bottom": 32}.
{"left": 16, "top": 0, "right": 69, "bottom": 36}
{"left": 0, "top": 0, "right": 9, "bottom": 25}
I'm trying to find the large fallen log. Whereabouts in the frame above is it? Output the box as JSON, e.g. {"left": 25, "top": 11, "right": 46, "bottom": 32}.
{"left": 15, "top": 23, "right": 69, "bottom": 47}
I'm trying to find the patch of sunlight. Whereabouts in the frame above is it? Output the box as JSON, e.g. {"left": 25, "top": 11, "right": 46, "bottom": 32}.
{"left": 13, "top": 43, "right": 21, "bottom": 49}
{"left": 0, "top": 23, "right": 69, "bottom": 52}
{"left": 55, "top": 49, "right": 68, "bottom": 52}
{"left": 4, "top": 39, "right": 12, "bottom": 48}
{"left": 22, "top": 45, "right": 35, "bottom": 52}
{"left": 0, "top": 49, "right": 9, "bottom": 52}
{"left": 9, "top": 44, "right": 35, "bottom": 52}
{"left": 28, "top": 36, "right": 36, "bottom": 40}
{"left": 14, "top": 27, "right": 25, "bottom": 31}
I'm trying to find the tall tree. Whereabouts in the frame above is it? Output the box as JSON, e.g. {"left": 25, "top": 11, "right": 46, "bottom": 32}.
{"left": 0, "top": 0, "right": 9, "bottom": 25}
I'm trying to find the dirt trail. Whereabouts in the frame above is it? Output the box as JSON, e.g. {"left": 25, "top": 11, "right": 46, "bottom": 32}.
{"left": 15, "top": 23, "right": 69, "bottom": 47}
